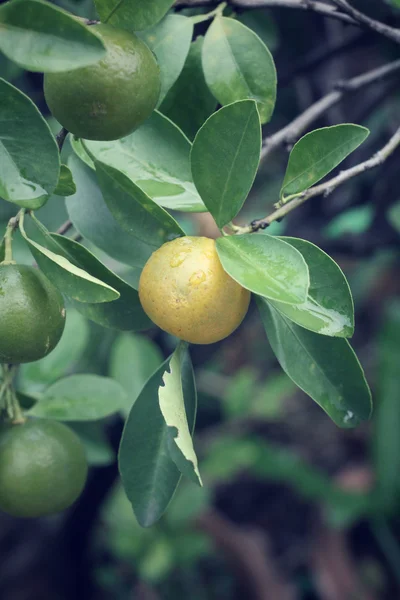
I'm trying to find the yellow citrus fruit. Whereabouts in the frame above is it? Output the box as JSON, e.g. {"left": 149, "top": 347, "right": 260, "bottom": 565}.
{"left": 139, "top": 236, "right": 250, "bottom": 344}
{"left": 0, "top": 419, "right": 88, "bottom": 518}
{"left": 0, "top": 264, "right": 65, "bottom": 364}
{"left": 43, "top": 24, "right": 160, "bottom": 141}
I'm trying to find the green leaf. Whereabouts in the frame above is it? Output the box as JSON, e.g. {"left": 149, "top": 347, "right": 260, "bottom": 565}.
{"left": 48, "top": 234, "right": 152, "bottom": 331}
{"left": 237, "top": 10, "right": 279, "bottom": 51}
{"left": 119, "top": 348, "right": 197, "bottom": 527}
{"left": 202, "top": 16, "right": 277, "bottom": 124}
{"left": 20, "top": 308, "right": 89, "bottom": 389}
{"left": 74, "top": 111, "right": 205, "bottom": 212}
{"left": 67, "top": 154, "right": 154, "bottom": 268}
{"left": 256, "top": 298, "right": 372, "bottom": 427}
{"left": 95, "top": 0, "right": 174, "bottom": 31}
{"left": 281, "top": 124, "right": 370, "bottom": 198}
{"left": 373, "top": 301, "right": 400, "bottom": 508}
{"left": 191, "top": 101, "right": 261, "bottom": 228}
{"left": 0, "top": 78, "right": 59, "bottom": 208}
{"left": 160, "top": 37, "right": 217, "bottom": 140}
{"left": 110, "top": 333, "right": 163, "bottom": 416}
{"left": 20, "top": 215, "right": 120, "bottom": 303}
{"left": 70, "top": 422, "right": 115, "bottom": 466}
{"left": 95, "top": 161, "right": 184, "bottom": 246}
{"left": 270, "top": 237, "right": 354, "bottom": 337}
{"left": 54, "top": 165, "right": 76, "bottom": 197}
{"left": 0, "top": 0, "right": 106, "bottom": 72}
{"left": 325, "top": 205, "right": 374, "bottom": 238}
{"left": 159, "top": 343, "right": 201, "bottom": 486}
{"left": 138, "top": 15, "right": 193, "bottom": 105}
{"left": 216, "top": 234, "right": 309, "bottom": 304}
{"left": 29, "top": 375, "right": 126, "bottom": 421}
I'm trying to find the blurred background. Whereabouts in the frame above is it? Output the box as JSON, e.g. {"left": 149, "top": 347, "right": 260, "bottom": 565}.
{"left": 1, "top": 0, "right": 400, "bottom": 598}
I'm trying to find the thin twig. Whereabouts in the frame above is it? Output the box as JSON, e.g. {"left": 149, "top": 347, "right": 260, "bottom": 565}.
{"left": 56, "top": 220, "right": 73, "bottom": 236}
{"left": 174, "top": 0, "right": 357, "bottom": 25}
{"left": 329, "top": 0, "right": 400, "bottom": 45}
{"left": 261, "top": 58, "right": 400, "bottom": 161}
{"left": 56, "top": 127, "right": 68, "bottom": 152}
{"left": 236, "top": 127, "right": 400, "bottom": 233}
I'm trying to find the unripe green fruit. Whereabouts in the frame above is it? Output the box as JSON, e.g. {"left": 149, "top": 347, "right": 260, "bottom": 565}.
{"left": 0, "top": 419, "right": 88, "bottom": 518}
{"left": 0, "top": 263, "right": 65, "bottom": 364}
{"left": 44, "top": 24, "right": 161, "bottom": 141}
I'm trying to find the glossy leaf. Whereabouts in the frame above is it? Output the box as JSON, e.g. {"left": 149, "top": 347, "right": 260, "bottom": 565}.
{"left": 110, "top": 333, "right": 163, "bottom": 416}
{"left": 29, "top": 375, "right": 126, "bottom": 421}
{"left": 159, "top": 343, "right": 201, "bottom": 486}
{"left": 0, "top": 78, "right": 59, "bottom": 208}
{"left": 191, "top": 101, "right": 261, "bottom": 228}
{"left": 160, "top": 37, "right": 217, "bottom": 140}
{"left": 75, "top": 111, "right": 205, "bottom": 212}
{"left": 257, "top": 298, "right": 372, "bottom": 427}
{"left": 281, "top": 125, "right": 370, "bottom": 198}
{"left": 48, "top": 234, "right": 152, "bottom": 331}
{"left": 95, "top": 161, "right": 184, "bottom": 246}
{"left": 138, "top": 15, "right": 193, "bottom": 105}
{"left": 373, "top": 301, "right": 400, "bottom": 507}
{"left": 270, "top": 237, "right": 354, "bottom": 337}
{"left": 20, "top": 309, "right": 89, "bottom": 389}
{"left": 119, "top": 348, "right": 197, "bottom": 527}
{"left": 95, "top": 0, "right": 174, "bottom": 31}
{"left": 20, "top": 215, "right": 119, "bottom": 303}
{"left": 67, "top": 154, "right": 154, "bottom": 268}
{"left": 216, "top": 234, "right": 309, "bottom": 304}
{"left": 0, "top": 0, "right": 106, "bottom": 72}
{"left": 202, "top": 16, "right": 277, "bottom": 124}
{"left": 54, "top": 165, "right": 76, "bottom": 197}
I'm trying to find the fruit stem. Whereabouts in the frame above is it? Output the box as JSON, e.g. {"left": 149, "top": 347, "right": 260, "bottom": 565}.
{"left": 1, "top": 365, "right": 25, "bottom": 424}
{"left": 9, "top": 388, "right": 25, "bottom": 425}
{"left": 2, "top": 215, "right": 20, "bottom": 264}
{"left": 190, "top": 2, "right": 227, "bottom": 24}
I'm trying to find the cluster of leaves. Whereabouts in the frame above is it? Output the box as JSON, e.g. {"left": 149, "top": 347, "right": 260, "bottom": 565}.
{"left": 0, "top": 0, "right": 373, "bottom": 525}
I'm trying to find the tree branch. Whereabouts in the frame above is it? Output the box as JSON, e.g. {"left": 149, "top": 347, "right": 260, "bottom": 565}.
{"left": 174, "top": 0, "right": 357, "bottom": 25}
{"left": 329, "top": 0, "right": 400, "bottom": 45}
{"left": 261, "top": 58, "right": 400, "bottom": 161}
{"left": 196, "top": 510, "right": 295, "bottom": 600}
{"left": 236, "top": 126, "right": 400, "bottom": 233}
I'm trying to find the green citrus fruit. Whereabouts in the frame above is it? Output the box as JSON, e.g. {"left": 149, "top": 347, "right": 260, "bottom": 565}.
{"left": 0, "top": 264, "right": 65, "bottom": 364}
{"left": 139, "top": 236, "right": 251, "bottom": 344}
{"left": 43, "top": 24, "right": 161, "bottom": 141}
{"left": 0, "top": 419, "right": 88, "bottom": 518}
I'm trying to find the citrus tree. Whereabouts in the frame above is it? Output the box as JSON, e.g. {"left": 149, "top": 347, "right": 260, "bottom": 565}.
{"left": 2, "top": 0, "right": 398, "bottom": 525}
